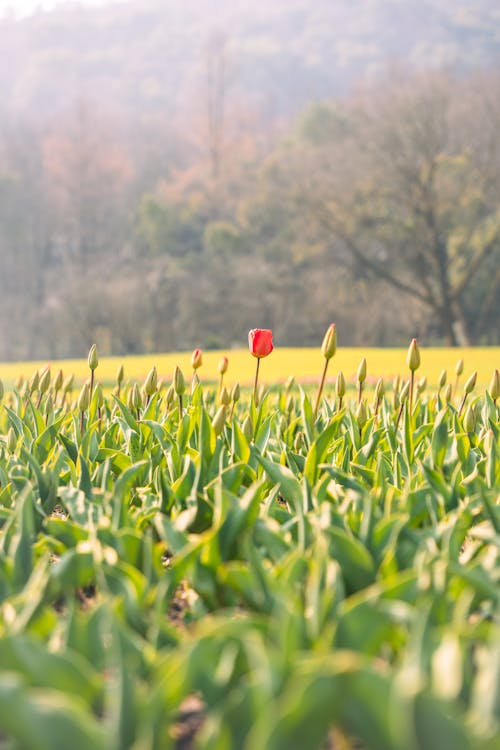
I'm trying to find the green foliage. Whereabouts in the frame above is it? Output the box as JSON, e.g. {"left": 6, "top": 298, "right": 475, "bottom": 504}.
{"left": 0, "top": 367, "right": 499, "bottom": 749}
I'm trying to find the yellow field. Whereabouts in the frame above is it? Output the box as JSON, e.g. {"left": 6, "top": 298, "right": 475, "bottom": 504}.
{"left": 0, "top": 347, "right": 498, "bottom": 390}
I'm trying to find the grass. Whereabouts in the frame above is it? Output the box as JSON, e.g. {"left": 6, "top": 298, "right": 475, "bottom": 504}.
{"left": 0, "top": 346, "right": 497, "bottom": 389}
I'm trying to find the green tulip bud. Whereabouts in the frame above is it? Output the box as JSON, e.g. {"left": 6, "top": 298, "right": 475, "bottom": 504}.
{"left": 212, "top": 405, "right": 227, "bottom": 435}
{"left": 165, "top": 385, "right": 174, "bottom": 408}
{"left": 63, "top": 373, "right": 74, "bottom": 394}
{"left": 438, "top": 369, "right": 447, "bottom": 389}
{"left": 356, "top": 358, "right": 367, "bottom": 384}
{"left": 463, "top": 403, "right": 476, "bottom": 433}
{"left": 7, "top": 427, "right": 17, "bottom": 453}
{"left": 231, "top": 383, "right": 240, "bottom": 403}
{"left": 77, "top": 383, "right": 90, "bottom": 412}
{"left": 417, "top": 376, "right": 427, "bottom": 395}
{"left": 242, "top": 415, "right": 253, "bottom": 442}
{"left": 400, "top": 381, "right": 410, "bottom": 403}
{"left": 406, "top": 338, "right": 420, "bottom": 372}
{"left": 29, "top": 370, "right": 40, "bottom": 393}
{"left": 131, "top": 383, "right": 142, "bottom": 410}
{"left": 336, "top": 371, "right": 346, "bottom": 399}
{"left": 38, "top": 366, "right": 51, "bottom": 395}
{"left": 116, "top": 364, "right": 125, "bottom": 385}
{"left": 488, "top": 369, "right": 500, "bottom": 401}
{"left": 321, "top": 323, "right": 337, "bottom": 360}
{"left": 464, "top": 371, "right": 477, "bottom": 395}
{"left": 455, "top": 359, "right": 464, "bottom": 376}
{"left": 220, "top": 386, "right": 231, "bottom": 406}
{"left": 94, "top": 383, "right": 104, "bottom": 409}
{"left": 443, "top": 383, "right": 452, "bottom": 403}
{"left": 53, "top": 369, "right": 63, "bottom": 392}
{"left": 294, "top": 430, "right": 304, "bottom": 451}
{"left": 356, "top": 401, "right": 367, "bottom": 429}
{"left": 174, "top": 366, "right": 185, "bottom": 396}
{"left": 375, "top": 377, "right": 385, "bottom": 400}
{"left": 88, "top": 344, "right": 98, "bottom": 371}
{"left": 144, "top": 366, "right": 158, "bottom": 397}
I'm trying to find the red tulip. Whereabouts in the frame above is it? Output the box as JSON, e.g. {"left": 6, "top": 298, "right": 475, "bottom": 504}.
{"left": 191, "top": 348, "right": 203, "bottom": 369}
{"left": 248, "top": 329, "right": 273, "bottom": 359}
{"left": 248, "top": 328, "right": 273, "bottom": 403}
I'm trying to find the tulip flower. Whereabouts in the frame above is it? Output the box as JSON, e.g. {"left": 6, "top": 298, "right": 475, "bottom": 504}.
{"left": 88, "top": 344, "right": 98, "bottom": 399}
{"left": 314, "top": 323, "right": 336, "bottom": 417}
{"left": 248, "top": 328, "right": 273, "bottom": 403}
{"left": 356, "top": 357, "right": 367, "bottom": 404}
{"left": 488, "top": 369, "right": 499, "bottom": 404}
{"left": 454, "top": 358, "right": 464, "bottom": 398}
{"left": 218, "top": 355, "right": 228, "bottom": 395}
{"left": 406, "top": 338, "right": 420, "bottom": 411}
{"left": 191, "top": 348, "right": 203, "bottom": 388}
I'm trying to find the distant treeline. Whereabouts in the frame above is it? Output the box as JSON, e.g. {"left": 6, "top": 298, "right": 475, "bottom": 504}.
{"left": 0, "top": 66, "right": 499, "bottom": 358}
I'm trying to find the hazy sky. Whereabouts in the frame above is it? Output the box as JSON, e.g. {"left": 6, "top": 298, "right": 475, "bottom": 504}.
{"left": 0, "top": 0, "right": 112, "bottom": 17}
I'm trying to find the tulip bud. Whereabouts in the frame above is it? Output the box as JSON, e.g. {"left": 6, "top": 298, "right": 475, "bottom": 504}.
{"left": 116, "top": 365, "right": 125, "bottom": 385}
{"left": 488, "top": 370, "right": 500, "bottom": 401}
{"left": 443, "top": 383, "right": 452, "bottom": 403}
{"left": 7, "top": 426, "right": 17, "bottom": 454}
{"left": 14, "top": 375, "right": 24, "bottom": 391}
{"left": 375, "top": 377, "right": 385, "bottom": 400}
{"left": 242, "top": 415, "right": 253, "bottom": 442}
{"left": 174, "top": 366, "right": 185, "bottom": 396}
{"left": 463, "top": 403, "right": 476, "bottom": 433}
{"left": 400, "top": 380, "right": 410, "bottom": 403}
{"left": 38, "top": 367, "right": 51, "bottom": 395}
{"left": 161, "top": 385, "right": 172, "bottom": 408}
{"left": 53, "top": 369, "right": 63, "bottom": 392}
{"left": 131, "top": 383, "right": 142, "bottom": 410}
{"left": 438, "top": 370, "right": 447, "bottom": 389}
{"left": 321, "top": 323, "right": 337, "bottom": 360}
{"left": 218, "top": 356, "right": 229, "bottom": 375}
{"left": 393, "top": 374, "right": 400, "bottom": 393}
{"left": 94, "top": 383, "right": 104, "bottom": 409}
{"left": 212, "top": 405, "right": 227, "bottom": 435}
{"left": 220, "top": 386, "right": 231, "bottom": 406}
{"left": 88, "top": 344, "right": 98, "bottom": 371}
{"left": 77, "top": 383, "right": 90, "bottom": 412}
{"left": 356, "top": 358, "right": 367, "bottom": 384}
{"left": 191, "top": 348, "right": 203, "bottom": 370}
{"left": 29, "top": 370, "right": 40, "bottom": 393}
{"left": 144, "top": 366, "right": 158, "bottom": 397}
{"left": 406, "top": 338, "right": 420, "bottom": 372}
{"left": 336, "top": 371, "right": 346, "bottom": 399}
{"left": 417, "top": 376, "right": 427, "bottom": 395}
{"left": 356, "top": 401, "right": 367, "bottom": 429}
{"left": 455, "top": 359, "right": 464, "bottom": 376}
{"left": 464, "top": 371, "right": 477, "bottom": 395}
{"left": 63, "top": 373, "right": 74, "bottom": 394}
{"left": 294, "top": 430, "right": 304, "bottom": 451}
{"left": 231, "top": 383, "right": 240, "bottom": 403}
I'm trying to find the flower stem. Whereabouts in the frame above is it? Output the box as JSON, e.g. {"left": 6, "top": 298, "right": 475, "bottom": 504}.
{"left": 253, "top": 358, "right": 261, "bottom": 404}
{"left": 313, "top": 359, "right": 329, "bottom": 418}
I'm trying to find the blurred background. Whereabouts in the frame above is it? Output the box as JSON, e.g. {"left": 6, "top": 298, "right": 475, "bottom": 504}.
{"left": 0, "top": 0, "right": 499, "bottom": 360}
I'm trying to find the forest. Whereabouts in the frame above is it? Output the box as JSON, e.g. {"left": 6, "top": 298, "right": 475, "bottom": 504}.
{"left": 0, "top": 0, "right": 499, "bottom": 358}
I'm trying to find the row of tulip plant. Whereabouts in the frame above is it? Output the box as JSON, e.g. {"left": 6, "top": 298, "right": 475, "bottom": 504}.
{"left": 0, "top": 326, "right": 499, "bottom": 750}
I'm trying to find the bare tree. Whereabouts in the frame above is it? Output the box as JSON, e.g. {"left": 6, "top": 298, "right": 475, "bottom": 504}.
{"left": 294, "top": 71, "right": 500, "bottom": 344}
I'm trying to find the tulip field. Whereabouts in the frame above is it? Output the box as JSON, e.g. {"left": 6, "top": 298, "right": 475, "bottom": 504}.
{"left": 0, "top": 335, "right": 499, "bottom": 750}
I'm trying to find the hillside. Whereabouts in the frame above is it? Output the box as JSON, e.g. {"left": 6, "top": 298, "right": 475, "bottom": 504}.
{"left": 0, "top": 0, "right": 498, "bottom": 123}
